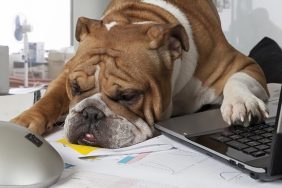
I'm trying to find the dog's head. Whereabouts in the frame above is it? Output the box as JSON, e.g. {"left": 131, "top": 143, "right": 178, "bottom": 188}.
{"left": 64, "top": 17, "right": 189, "bottom": 148}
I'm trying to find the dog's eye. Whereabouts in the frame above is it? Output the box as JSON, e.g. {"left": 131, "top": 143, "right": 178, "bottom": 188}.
{"left": 116, "top": 90, "right": 141, "bottom": 105}
{"left": 71, "top": 81, "right": 81, "bottom": 96}
{"left": 120, "top": 93, "right": 138, "bottom": 101}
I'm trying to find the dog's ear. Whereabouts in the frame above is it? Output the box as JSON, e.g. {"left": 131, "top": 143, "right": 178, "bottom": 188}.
{"left": 147, "top": 24, "right": 189, "bottom": 60}
{"left": 75, "top": 17, "right": 101, "bottom": 42}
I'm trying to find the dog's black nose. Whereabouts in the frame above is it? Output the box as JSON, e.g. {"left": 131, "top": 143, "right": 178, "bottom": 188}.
{"left": 82, "top": 106, "right": 105, "bottom": 122}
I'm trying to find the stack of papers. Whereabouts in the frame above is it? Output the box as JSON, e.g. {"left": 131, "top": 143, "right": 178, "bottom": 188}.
{"left": 45, "top": 128, "right": 282, "bottom": 188}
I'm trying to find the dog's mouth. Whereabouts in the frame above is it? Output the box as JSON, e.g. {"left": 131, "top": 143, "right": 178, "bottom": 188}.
{"left": 77, "top": 133, "right": 97, "bottom": 146}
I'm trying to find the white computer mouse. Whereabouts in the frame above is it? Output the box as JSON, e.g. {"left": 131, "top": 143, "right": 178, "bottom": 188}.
{"left": 0, "top": 121, "right": 64, "bottom": 188}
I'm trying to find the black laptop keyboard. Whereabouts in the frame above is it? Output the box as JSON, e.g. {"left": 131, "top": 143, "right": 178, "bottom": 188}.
{"left": 211, "top": 122, "right": 275, "bottom": 158}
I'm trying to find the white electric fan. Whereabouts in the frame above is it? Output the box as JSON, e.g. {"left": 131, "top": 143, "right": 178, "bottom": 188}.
{"left": 14, "top": 15, "right": 32, "bottom": 87}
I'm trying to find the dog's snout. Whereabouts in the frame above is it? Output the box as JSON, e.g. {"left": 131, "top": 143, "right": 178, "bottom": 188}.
{"left": 82, "top": 106, "right": 105, "bottom": 122}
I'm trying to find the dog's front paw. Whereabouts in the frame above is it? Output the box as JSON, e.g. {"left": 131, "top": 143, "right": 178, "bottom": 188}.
{"left": 11, "top": 109, "right": 48, "bottom": 135}
{"left": 220, "top": 95, "right": 269, "bottom": 127}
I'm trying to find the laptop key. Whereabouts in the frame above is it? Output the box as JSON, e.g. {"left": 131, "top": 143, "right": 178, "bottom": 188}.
{"left": 211, "top": 135, "right": 231, "bottom": 143}
{"left": 258, "top": 138, "right": 272, "bottom": 144}
{"left": 247, "top": 126, "right": 258, "bottom": 131}
{"left": 237, "top": 138, "right": 252, "bottom": 143}
{"left": 250, "top": 135, "right": 263, "bottom": 140}
{"left": 265, "top": 127, "right": 275, "bottom": 132}
{"left": 221, "top": 131, "right": 234, "bottom": 137}
{"left": 255, "top": 145, "right": 270, "bottom": 150}
{"left": 267, "top": 122, "right": 276, "bottom": 126}
{"left": 240, "top": 132, "right": 255, "bottom": 138}
{"left": 230, "top": 135, "right": 243, "bottom": 140}
{"left": 251, "top": 151, "right": 266, "bottom": 157}
{"left": 226, "top": 141, "right": 248, "bottom": 150}
{"left": 261, "top": 133, "right": 273, "bottom": 138}
{"left": 267, "top": 142, "right": 273, "bottom": 147}
{"left": 260, "top": 124, "right": 269, "bottom": 128}
{"left": 264, "top": 148, "right": 271, "bottom": 154}
{"left": 257, "top": 125, "right": 266, "bottom": 129}
{"left": 247, "top": 141, "right": 260, "bottom": 147}
{"left": 243, "top": 147, "right": 258, "bottom": 154}
{"left": 231, "top": 129, "right": 244, "bottom": 134}
{"left": 254, "top": 130, "right": 266, "bottom": 135}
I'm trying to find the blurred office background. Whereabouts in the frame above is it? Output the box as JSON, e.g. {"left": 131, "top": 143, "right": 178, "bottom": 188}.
{"left": 0, "top": 0, "right": 281, "bottom": 90}
{"left": 216, "top": 0, "right": 282, "bottom": 55}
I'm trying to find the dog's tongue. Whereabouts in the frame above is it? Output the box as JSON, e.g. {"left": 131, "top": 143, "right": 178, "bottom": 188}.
{"left": 84, "top": 133, "right": 96, "bottom": 142}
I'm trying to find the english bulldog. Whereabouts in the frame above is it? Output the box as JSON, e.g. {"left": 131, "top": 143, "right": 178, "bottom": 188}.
{"left": 11, "top": 0, "right": 269, "bottom": 149}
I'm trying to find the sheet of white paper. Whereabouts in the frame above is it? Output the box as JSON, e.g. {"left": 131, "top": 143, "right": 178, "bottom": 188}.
{"left": 47, "top": 130, "right": 282, "bottom": 188}
{"left": 52, "top": 170, "right": 176, "bottom": 188}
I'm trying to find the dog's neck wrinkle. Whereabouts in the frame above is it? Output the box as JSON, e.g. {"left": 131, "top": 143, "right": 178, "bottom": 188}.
{"left": 103, "top": 2, "right": 179, "bottom": 25}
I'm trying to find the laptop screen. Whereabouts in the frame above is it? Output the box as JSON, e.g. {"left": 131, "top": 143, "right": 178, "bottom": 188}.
{"left": 268, "top": 85, "right": 282, "bottom": 176}
{"left": 276, "top": 95, "right": 282, "bottom": 134}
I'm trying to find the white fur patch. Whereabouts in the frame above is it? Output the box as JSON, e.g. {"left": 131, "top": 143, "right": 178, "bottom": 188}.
{"left": 105, "top": 21, "right": 118, "bottom": 30}
{"left": 133, "top": 118, "right": 154, "bottom": 139}
{"left": 142, "top": 0, "right": 198, "bottom": 96}
{"left": 221, "top": 72, "right": 269, "bottom": 126}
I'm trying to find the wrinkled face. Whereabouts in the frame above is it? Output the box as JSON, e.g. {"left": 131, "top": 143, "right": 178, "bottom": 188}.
{"left": 64, "top": 17, "right": 188, "bottom": 148}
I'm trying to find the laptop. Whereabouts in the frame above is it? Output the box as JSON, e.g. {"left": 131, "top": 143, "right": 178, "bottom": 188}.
{"left": 155, "top": 86, "right": 282, "bottom": 181}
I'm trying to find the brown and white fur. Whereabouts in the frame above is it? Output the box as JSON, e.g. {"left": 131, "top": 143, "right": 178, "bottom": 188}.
{"left": 11, "top": 0, "right": 269, "bottom": 148}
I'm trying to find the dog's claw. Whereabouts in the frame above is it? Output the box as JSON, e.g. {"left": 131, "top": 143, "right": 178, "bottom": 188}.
{"left": 240, "top": 114, "right": 244, "bottom": 122}
{"left": 264, "top": 112, "right": 270, "bottom": 118}
{"left": 248, "top": 113, "right": 252, "bottom": 122}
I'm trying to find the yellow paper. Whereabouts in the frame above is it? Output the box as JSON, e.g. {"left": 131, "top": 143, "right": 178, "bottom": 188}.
{"left": 57, "top": 138, "right": 98, "bottom": 155}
